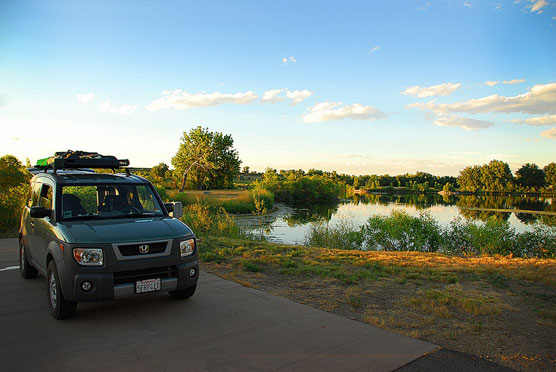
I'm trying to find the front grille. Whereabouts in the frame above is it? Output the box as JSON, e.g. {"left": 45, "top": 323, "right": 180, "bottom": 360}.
{"left": 113, "top": 265, "right": 178, "bottom": 285}
{"left": 118, "top": 242, "right": 167, "bottom": 256}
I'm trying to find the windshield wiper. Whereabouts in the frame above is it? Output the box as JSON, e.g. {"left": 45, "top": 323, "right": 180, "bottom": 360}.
{"left": 62, "top": 214, "right": 103, "bottom": 221}
{"left": 114, "top": 212, "right": 159, "bottom": 219}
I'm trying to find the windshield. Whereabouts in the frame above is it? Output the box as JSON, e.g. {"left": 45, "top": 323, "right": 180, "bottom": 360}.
{"left": 61, "top": 184, "right": 164, "bottom": 220}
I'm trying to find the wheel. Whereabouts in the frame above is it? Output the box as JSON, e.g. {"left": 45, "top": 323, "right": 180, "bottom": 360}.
{"left": 169, "top": 284, "right": 197, "bottom": 300}
{"left": 47, "top": 261, "right": 77, "bottom": 319}
{"left": 19, "top": 240, "right": 38, "bottom": 279}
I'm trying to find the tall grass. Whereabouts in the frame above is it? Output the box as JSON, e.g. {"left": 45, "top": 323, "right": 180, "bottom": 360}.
{"left": 305, "top": 210, "right": 556, "bottom": 258}
{"left": 180, "top": 202, "right": 243, "bottom": 238}
{"left": 172, "top": 189, "right": 274, "bottom": 214}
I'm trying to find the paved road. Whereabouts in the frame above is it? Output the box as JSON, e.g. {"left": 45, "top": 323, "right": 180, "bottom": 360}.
{"left": 0, "top": 238, "right": 514, "bottom": 372}
{"left": 0, "top": 238, "right": 436, "bottom": 371}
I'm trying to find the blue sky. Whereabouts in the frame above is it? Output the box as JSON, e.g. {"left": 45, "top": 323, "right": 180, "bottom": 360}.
{"left": 1, "top": 0, "right": 555, "bottom": 176}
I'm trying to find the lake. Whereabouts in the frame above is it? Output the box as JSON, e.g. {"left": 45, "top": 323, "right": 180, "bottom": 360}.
{"left": 235, "top": 194, "right": 556, "bottom": 245}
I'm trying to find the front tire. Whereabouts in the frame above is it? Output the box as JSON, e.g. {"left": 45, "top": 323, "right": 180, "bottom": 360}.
{"left": 47, "top": 261, "right": 77, "bottom": 319}
{"left": 19, "top": 240, "right": 38, "bottom": 279}
{"left": 169, "top": 284, "right": 196, "bottom": 300}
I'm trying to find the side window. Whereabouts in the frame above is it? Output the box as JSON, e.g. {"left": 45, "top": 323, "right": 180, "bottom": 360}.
{"left": 28, "top": 182, "right": 41, "bottom": 207}
{"left": 39, "top": 185, "right": 53, "bottom": 210}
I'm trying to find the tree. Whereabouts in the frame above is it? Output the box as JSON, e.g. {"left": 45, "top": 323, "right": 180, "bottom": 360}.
{"left": 150, "top": 163, "right": 170, "bottom": 182}
{"left": 242, "top": 166, "right": 250, "bottom": 175}
{"left": 480, "top": 160, "right": 514, "bottom": 192}
{"left": 515, "top": 163, "right": 545, "bottom": 190}
{"left": 457, "top": 165, "right": 482, "bottom": 192}
{"left": 544, "top": 162, "right": 556, "bottom": 191}
{"left": 172, "top": 126, "right": 241, "bottom": 191}
{"left": 0, "top": 155, "right": 30, "bottom": 192}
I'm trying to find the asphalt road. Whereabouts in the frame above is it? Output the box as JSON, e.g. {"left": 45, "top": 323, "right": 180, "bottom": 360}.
{"left": 0, "top": 238, "right": 514, "bottom": 371}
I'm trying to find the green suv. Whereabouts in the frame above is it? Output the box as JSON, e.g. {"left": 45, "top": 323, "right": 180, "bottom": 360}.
{"left": 19, "top": 152, "right": 198, "bottom": 319}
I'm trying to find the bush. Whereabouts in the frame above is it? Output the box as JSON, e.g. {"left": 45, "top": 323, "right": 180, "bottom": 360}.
{"left": 180, "top": 202, "right": 242, "bottom": 237}
{"left": 269, "top": 176, "right": 341, "bottom": 205}
{"left": 364, "top": 210, "right": 442, "bottom": 252}
{"left": 303, "top": 209, "right": 556, "bottom": 258}
{"left": 0, "top": 184, "right": 29, "bottom": 233}
{"left": 305, "top": 218, "right": 365, "bottom": 250}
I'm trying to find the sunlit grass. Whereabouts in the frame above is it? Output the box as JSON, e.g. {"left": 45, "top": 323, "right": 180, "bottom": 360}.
{"left": 199, "top": 236, "right": 556, "bottom": 286}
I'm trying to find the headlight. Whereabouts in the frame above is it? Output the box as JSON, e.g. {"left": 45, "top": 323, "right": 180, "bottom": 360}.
{"left": 73, "top": 248, "right": 104, "bottom": 266}
{"left": 180, "top": 239, "right": 195, "bottom": 257}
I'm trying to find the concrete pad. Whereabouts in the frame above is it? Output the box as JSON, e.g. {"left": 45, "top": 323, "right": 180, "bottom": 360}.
{"left": 0, "top": 238, "right": 436, "bottom": 371}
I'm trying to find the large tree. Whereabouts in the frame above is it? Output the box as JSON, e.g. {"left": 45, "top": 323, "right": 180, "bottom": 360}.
{"left": 0, "top": 155, "right": 30, "bottom": 192}
{"left": 457, "top": 165, "right": 482, "bottom": 192}
{"left": 172, "top": 126, "right": 241, "bottom": 191}
{"left": 480, "top": 160, "right": 514, "bottom": 192}
{"left": 544, "top": 162, "right": 556, "bottom": 191}
{"left": 515, "top": 163, "right": 545, "bottom": 190}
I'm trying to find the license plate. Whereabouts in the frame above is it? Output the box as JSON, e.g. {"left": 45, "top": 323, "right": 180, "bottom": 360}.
{"left": 135, "top": 278, "right": 161, "bottom": 294}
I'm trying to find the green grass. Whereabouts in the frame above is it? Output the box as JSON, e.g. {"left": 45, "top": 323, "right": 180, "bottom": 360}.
{"left": 170, "top": 189, "right": 274, "bottom": 214}
{"left": 199, "top": 236, "right": 556, "bottom": 287}
{"left": 305, "top": 210, "right": 556, "bottom": 258}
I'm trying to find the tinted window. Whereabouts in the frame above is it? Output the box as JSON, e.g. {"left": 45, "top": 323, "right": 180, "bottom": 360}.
{"left": 39, "top": 184, "right": 53, "bottom": 210}
{"left": 61, "top": 184, "right": 163, "bottom": 220}
{"left": 28, "top": 182, "right": 41, "bottom": 207}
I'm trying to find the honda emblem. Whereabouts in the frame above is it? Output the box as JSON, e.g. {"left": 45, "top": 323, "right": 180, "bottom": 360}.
{"left": 139, "top": 244, "right": 150, "bottom": 254}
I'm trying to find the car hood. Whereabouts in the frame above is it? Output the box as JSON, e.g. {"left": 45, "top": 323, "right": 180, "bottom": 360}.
{"left": 60, "top": 217, "right": 194, "bottom": 244}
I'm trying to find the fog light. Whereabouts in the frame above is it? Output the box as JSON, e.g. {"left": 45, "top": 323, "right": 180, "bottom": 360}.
{"left": 189, "top": 268, "right": 196, "bottom": 278}
{"left": 81, "top": 281, "right": 92, "bottom": 292}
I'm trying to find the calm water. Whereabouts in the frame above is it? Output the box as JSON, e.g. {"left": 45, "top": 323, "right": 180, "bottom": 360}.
{"left": 235, "top": 194, "right": 556, "bottom": 245}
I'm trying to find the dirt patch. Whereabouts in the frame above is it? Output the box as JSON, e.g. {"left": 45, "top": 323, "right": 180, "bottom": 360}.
{"left": 199, "top": 236, "right": 556, "bottom": 372}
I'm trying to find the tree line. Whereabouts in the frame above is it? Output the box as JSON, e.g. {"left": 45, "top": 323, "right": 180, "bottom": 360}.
{"left": 458, "top": 160, "right": 556, "bottom": 193}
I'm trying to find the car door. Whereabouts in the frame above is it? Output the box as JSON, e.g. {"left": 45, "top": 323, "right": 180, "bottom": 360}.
{"left": 33, "top": 182, "right": 55, "bottom": 273}
{"left": 25, "top": 181, "right": 42, "bottom": 266}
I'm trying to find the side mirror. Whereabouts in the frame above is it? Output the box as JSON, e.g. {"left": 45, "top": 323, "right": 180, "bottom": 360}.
{"left": 30, "top": 206, "right": 52, "bottom": 219}
{"left": 166, "top": 202, "right": 183, "bottom": 219}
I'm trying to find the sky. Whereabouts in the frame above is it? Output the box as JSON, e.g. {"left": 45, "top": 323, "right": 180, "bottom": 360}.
{"left": 1, "top": 0, "right": 555, "bottom": 176}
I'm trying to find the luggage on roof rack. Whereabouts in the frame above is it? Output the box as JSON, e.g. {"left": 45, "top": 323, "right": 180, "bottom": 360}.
{"left": 35, "top": 150, "right": 130, "bottom": 170}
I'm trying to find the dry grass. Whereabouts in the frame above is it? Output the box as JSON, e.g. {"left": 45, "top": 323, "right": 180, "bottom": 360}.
{"left": 199, "top": 236, "right": 556, "bottom": 371}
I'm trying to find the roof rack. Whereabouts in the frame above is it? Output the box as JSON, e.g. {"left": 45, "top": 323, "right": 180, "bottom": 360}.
{"left": 35, "top": 151, "right": 130, "bottom": 173}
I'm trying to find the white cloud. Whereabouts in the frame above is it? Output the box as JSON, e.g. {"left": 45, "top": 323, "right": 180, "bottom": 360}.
{"left": 76, "top": 92, "right": 96, "bottom": 103}
{"left": 540, "top": 128, "right": 556, "bottom": 139}
{"left": 503, "top": 78, "right": 526, "bottom": 84}
{"left": 261, "top": 89, "right": 287, "bottom": 104}
{"left": 368, "top": 46, "right": 380, "bottom": 54}
{"left": 485, "top": 81, "right": 500, "bottom": 86}
{"left": 261, "top": 89, "right": 314, "bottom": 105}
{"left": 528, "top": 0, "right": 548, "bottom": 12}
{"left": 509, "top": 114, "right": 556, "bottom": 126}
{"left": 403, "top": 82, "right": 462, "bottom": 98}
{"left": 408, "top": 82, "right": 556, "bottom": 115}
{"left": 282, "top": 56, "right": 296, "bottom": 65}
{"left": 302, "top": 102, "right": 385, "bottom": 123}
{"left": 464, "top": 1, "right": 473, "bottom": 8}
{"left": 286, "top": 89, "right": 314, "bottom": 105}
{"left": 146, "top": 90, "right": 257, "bottom": 111}
{"left": 100, "top": 101, "right": 137, "bottom": 115}
{"left": 434, "top": 115, "right": 494, "bottom": 131}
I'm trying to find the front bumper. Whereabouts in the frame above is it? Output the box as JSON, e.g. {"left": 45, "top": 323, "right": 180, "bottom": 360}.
{"left": 71, "top": 260, "right": 199, "bottom": 301}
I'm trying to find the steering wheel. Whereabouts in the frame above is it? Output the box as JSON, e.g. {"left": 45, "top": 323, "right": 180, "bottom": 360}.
{"left": 122, "top": 206, "right": 141, "bottom": 214}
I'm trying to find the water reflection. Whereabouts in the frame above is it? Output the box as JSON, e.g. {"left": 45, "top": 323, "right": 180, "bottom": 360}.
{"left": 235, "top": 194, "right": 556, "bottom": 245}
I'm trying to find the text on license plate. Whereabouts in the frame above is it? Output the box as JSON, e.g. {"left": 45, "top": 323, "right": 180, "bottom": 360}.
{"left": 136, "top": 278, "right": 161, "bottom": 294}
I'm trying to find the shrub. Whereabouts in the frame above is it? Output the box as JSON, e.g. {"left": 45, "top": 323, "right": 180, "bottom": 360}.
{"left": 364, "top": 210, "right": 442, "bottom": 252}
{"left": 180, "top": 202, "right": 242, "bottom": 237}
{"left": 0, "top": 184, "right": 29, "bottom": 233}
{"left": 305, "top": 218, "right": 365, "bottom": 250}
{"left": 303, "top": 209, "right": 556, "bottom": 258}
